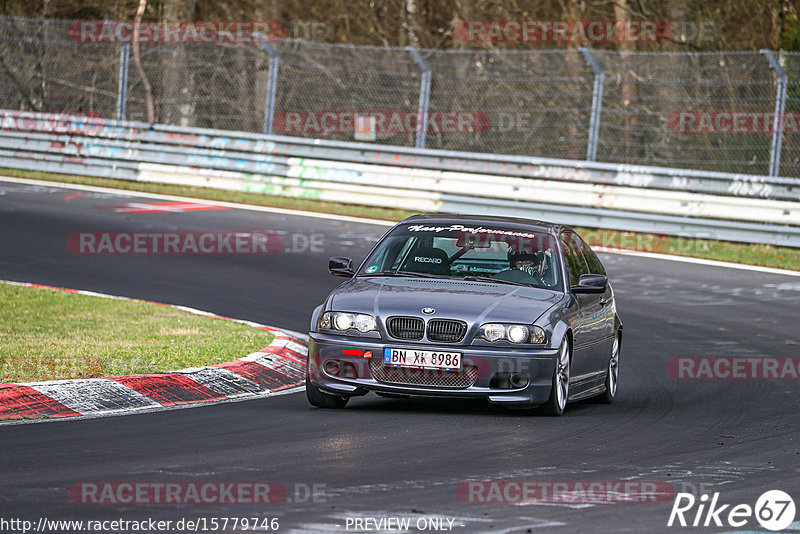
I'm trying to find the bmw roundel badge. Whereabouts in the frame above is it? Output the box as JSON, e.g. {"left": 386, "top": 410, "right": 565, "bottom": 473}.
{"left": 422, "top": 307, "right": 435, "bottom": 314}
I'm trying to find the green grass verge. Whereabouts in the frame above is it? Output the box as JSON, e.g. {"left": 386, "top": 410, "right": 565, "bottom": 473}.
{"left": 0, "top": 283, "right": 272, "bottom": 383}
{"left": 1, "top": 167, "right": 798, "bottom": 271}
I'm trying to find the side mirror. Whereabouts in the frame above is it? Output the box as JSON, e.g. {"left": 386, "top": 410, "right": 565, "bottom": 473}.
{"left": 571, "top": 274, "right": 607, "bottom": 294}
{"left": 329, "top": 256, "right": 355, "bottom": 277}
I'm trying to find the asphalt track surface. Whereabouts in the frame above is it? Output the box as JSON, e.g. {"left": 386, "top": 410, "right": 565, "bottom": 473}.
{"left": 0, "top": 178, "right": 798, "bottom": 534}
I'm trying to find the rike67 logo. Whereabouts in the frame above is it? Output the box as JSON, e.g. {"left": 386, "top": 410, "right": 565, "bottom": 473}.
{"left": 668, "top": 490, "right": 796, "bottom": 531}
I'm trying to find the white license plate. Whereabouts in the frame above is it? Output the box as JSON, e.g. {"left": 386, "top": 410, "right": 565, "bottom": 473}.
{"left": 383, "top": 348, "right": 461, "bottom": 370}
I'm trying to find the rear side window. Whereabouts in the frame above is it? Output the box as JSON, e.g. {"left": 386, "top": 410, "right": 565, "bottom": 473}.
{"left": 560, "top": 232, "right": 589, "bottom": 286}
{"left": 578, "top": 237, "right": 606, "bottom": 275}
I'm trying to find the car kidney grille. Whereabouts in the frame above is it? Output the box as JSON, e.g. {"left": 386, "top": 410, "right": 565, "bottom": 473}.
{"left": 427, "top": 319, "right": 467, "bottom": 343}
{"left": 387, "top": 316, "right": 424, "bottom": 340}
{"left": 369, "top": 359, "right": 479, "bottom": 388}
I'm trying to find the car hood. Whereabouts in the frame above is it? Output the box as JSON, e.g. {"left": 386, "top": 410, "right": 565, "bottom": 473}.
{"left": 330, "top": 276, "right": 564, "bottom": 325}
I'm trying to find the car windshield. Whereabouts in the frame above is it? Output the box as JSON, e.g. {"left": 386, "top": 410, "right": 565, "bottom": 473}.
{"left": 358, "top": 223, "right": 561, "bottom": 289}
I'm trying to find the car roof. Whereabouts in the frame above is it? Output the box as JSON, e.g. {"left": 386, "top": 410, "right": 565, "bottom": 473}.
{"left": 399, "top": 213, "right": 567, "bottom": 235}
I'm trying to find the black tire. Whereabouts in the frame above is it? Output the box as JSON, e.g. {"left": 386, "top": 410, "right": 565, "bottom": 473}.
{"left": 541, "top": 339, "right": 570, "bottom": 416}
{"left": 595, "top": 333, "right": 620, "bottom": 405}
{"left": 306, "top": 378, "right": 349, "bottom": 409}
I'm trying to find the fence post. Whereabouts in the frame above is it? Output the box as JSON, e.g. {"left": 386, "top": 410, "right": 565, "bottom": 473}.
{"left": 761, "top": 49, "right": 787, "bottom": 177}
{"left": 116, "top": 44, "right": 130, "bottom": 121}
{"left": 407, "top": 47, "right": 431, "bottom": 149}
{"left": 256, "top": 34, "right": 280, "bottom": 135}
{"left": 579, "top": 47, "right": 604, "bottom": 162}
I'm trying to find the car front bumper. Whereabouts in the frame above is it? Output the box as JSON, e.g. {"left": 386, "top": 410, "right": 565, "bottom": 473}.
{"left": 307, "top": 332, "right": 560, "bottom": 407}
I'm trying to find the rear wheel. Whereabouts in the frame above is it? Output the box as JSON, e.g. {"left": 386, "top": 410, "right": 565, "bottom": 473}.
{"left": 306, "top": 378, "right": 349, "bottom": 409}
{"left": 541, "top": 339, "right": 570, "bottom": 416}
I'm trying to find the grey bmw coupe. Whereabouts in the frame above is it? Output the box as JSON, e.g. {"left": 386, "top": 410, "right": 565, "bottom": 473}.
{"left": 306, "top": 214, "right": 622, "bottom": 416}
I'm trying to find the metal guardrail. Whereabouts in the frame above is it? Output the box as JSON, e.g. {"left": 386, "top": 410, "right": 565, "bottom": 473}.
{"left": 0, "top": 111, "right": 798, "bottom": 248}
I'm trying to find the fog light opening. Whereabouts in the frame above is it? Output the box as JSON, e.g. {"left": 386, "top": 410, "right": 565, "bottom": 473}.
{"left": 510, "top": 372, "right": 529, "bottom": 388}
{"left": 489, "top": 372, "right": 512, "bottom": 389}
{"left": 340, "top": 361, "right": 358, "bottom": 379}
{"left": 323, "top": 360, "right": 340, "bottom": 376}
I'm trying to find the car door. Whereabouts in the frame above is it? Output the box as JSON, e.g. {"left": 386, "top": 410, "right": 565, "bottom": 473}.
{"left": 577, "top": 236, "right": 616, "bottom": 375}
{"left": 559, "top": 231, "right": 596, "bottom": 382}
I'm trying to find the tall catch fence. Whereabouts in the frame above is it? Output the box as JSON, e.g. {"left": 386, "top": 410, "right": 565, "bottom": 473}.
{"left": 1, "top": 16, "right": 799, "bottom": 178}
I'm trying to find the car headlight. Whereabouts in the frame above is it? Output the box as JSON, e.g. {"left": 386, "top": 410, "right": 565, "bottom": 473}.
{"left": 481, "top": 323, "right": 506, "bottom": 342}
{"left": 319, "top": 312, "right": 376, "bottom": 334}
{"left": 528, "top": 326, "right": 546, "bottom": 344}
{"left": 507, "top": 325, "right": 529, "bottom": 343}
{"left": 479, "top": 323, "right": 546, "bottom": 344}
{"left": 354, "top": 314, "right": 376, "bottom": 332}
{"left": 334, "top": 313, "right": 353, "bottom": 330}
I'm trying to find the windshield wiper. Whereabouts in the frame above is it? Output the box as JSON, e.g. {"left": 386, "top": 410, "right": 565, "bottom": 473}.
{"left": 458, "top": 275, "right": 530, "bottom": 287}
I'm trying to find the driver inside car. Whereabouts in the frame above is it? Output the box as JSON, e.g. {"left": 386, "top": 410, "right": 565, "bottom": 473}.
{"left": 493, "top": 248, "right": 553, "bottom": 286}
{"left": 510, "top": 251, "right": 541, "bottom": 276}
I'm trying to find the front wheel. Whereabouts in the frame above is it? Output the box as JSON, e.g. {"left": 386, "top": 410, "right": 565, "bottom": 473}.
{"left": 541, "top": 339, "right": 570, "bottom": 416}
{"left": 306, "top": 378, "right": 349, "bottom": 409}
{"left": 595, "top": 333, "right": 620, "bottom": 404}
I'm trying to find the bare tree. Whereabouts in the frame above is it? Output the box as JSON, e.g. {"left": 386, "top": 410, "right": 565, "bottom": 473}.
{"left": 560, "top": 0, "right": 587, "bottom": 160}
{"left": 612, "top": 0, "right": 640, "bottom": 162}
{"left": 160, "top": 0, "right": 197, "bottom": 126}
{"left": 132, "top": 0, "right": 156, "bottom": 122}
{"left": 402, "top": 0, "right": 423, "bottom": 47}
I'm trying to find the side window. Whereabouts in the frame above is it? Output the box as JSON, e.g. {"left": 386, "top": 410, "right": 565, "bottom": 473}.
{"left": 578, "top": 237, "right": 606, "bottom": 275}
{"left": 560, "top": 232, "right": 589, "bottom": 287}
